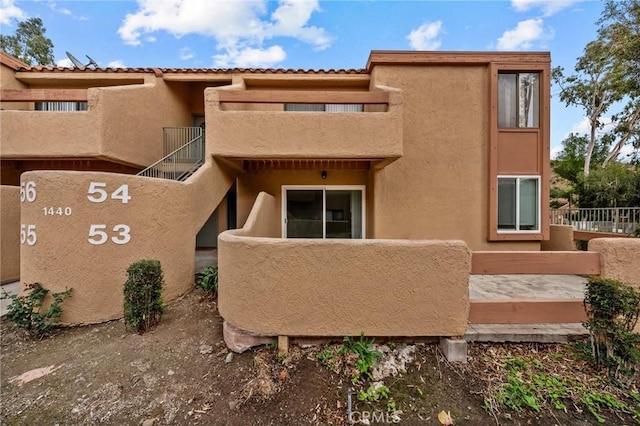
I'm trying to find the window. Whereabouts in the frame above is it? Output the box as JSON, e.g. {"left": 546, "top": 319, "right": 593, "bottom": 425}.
{"left": 498, "top": 73, "right": 539, "bottom": 128}
{"left": 35, "top": 102, "right": 88, "bottom": 111}
{"left": 284, "top": 104, "right": 363, "bottom": 112}
{"left": 282, "top": 186, "right": 365, "bottom": 239}
{"left": 497, "top": 176, "right": 539, "bottom": 232}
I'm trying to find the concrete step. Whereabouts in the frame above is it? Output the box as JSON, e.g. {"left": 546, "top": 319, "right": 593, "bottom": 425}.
{"left": 465, "top": 323, "right": 588, "bottom": 343}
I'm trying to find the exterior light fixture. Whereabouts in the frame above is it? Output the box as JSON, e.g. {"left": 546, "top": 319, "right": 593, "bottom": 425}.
{"left": 321, "top": 170, "right": 327, "bottom": 179}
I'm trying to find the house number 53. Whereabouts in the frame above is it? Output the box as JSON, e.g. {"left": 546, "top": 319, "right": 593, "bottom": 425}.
{"left": 88, "top": 224, "right": 131, "bottom": 245}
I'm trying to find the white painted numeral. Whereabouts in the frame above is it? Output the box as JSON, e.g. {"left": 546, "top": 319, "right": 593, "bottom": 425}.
{"left": 20, "top": 224, "right": 37, "bottom": 245}
{"left": 88, "top": 225, "right": 108, "bottom": 245}
{"left": 42, "top": 207, "right": 72, "bottom": 216}
{"left": 87, "top": 182, "right": 131, "bottom": 204}
{"left": 88, "top": 224, "right": 131, "bottom": 245}
{"left": 87, "top": 182, "right": 108, "bottom": 203}
{"left": 112, "top": 224, "right": 131, "bottom": 244}
{"left": 111, "top": 185, "right": 131, "bottom": 204}
{"left": 20, "top": 181, "right": 36, "bottom": 203}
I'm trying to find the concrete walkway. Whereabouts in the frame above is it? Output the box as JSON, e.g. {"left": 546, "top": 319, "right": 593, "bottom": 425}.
{"left": 467, "top": 274, "right": 589, "bottom": 343}
{"left": 0, "top": 281, "right": 20, "bottom": 317}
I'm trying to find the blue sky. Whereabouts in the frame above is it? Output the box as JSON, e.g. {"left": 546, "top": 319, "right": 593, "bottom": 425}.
{"left": 1, "top": 0, "right": 610, "bottom": 156}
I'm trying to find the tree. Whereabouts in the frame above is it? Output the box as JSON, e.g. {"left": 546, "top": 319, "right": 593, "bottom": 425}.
{"left": 0, "top": 17, "right": 54, "bottom": 66}
{"left": 552, "top": 40, "right": 626, "bottom": 176}
{"left": 576, "top": 163, "right": 640, "bottom": 208}
{"left": 553, "top": 0, "right": 640, "bottom": 174}
{"left": 598, "top": 0, "right": 640, "bottom": 165}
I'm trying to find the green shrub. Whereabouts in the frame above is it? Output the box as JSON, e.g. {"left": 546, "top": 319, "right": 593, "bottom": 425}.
{"left": 123, "top": 260, "right": 164, "bottom": 333}
{"left": 584, "top": 277, "right": 640, "bottom": 379}
{"left": 195, "top": 265, "right": 218, "bottom": 296}
{"left": 1, "top": 282, "right": 72, "bottom": 338}
{"left": 340, "top": 333, "right": 383, "bottom": 382}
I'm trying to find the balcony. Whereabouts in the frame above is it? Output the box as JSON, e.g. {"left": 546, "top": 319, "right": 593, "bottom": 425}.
{"left": 206, "top": 88, "right": 403, "bottom": 168}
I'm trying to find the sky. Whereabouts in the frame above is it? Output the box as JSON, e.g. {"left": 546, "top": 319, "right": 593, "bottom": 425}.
{"left": 0, "top": 0, "right": 625, "bottom": 158}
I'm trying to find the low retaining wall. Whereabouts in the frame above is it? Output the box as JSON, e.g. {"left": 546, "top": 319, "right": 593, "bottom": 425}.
{"left": 218, "top": 193, "right": 471, "bottom": 337}
{"left": 1, "top": 186, "right": 20, "bottom": 282}
{"left": 541, "top": 224, "right": 575, "bottom": 251}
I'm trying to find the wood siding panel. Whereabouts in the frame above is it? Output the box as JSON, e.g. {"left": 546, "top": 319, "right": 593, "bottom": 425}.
{"left": 469, "top": 299, "right": 587, "bottom": 324}
{"left": 471, "top": 251, "right": 601, "bottom": 275}
{"left": 497, "top": 131, "right": 540, "bottom": 174}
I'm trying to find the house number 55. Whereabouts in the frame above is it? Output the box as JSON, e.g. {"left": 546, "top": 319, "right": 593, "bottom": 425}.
{"left": 88, "top": 224, "right": 131, "bottom": 245}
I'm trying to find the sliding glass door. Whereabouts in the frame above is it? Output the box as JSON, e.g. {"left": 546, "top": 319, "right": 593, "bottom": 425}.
{"left": 283, "top": 186, "right": 365, "bottom": 239}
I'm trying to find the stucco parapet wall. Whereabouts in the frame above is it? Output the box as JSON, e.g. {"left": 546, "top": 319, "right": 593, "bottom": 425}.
{"left": 218, "top": 234, "right": 470, "bottom": 337}
{"left": 589, "top": 238, "right": 640, "bottom": 289}
{"left": 18, "top": 167, "right": 231, "bottom": 324}
{"left": 206, "top": 86, "right": 403, "bottom": 161}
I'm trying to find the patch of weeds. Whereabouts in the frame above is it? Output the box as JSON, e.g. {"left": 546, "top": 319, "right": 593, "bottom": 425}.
{"left": 495, "top": 374, "right": 541, "bottom": 412}
{"left": 358, "top": 383, "right": 390, "bottom": 402}
{"left": 581, "top": 390, "right": 632, "bottom": 423}
{"left": 340, "top": 333, "right": 383, "bottom": 382}
{"left": 195, "top": 266, "right": 218, "bottom": 299}
{"left": 532, "top": 374, "right": 569, "bottom": 410}
{"left": 2, "top": 282, "right": 72, "bottom": 338}
{"left": 316, "top": 347, "right": 338, "bottom": 372}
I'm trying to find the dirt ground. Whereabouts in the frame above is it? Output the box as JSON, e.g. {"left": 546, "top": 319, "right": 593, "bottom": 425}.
{"left": 1, "top": 289, "right": 636, "bottom": 425}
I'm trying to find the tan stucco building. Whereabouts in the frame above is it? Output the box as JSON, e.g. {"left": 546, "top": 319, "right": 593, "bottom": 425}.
{"left": 0, "top": 50, "right": 552, "bottom": 338}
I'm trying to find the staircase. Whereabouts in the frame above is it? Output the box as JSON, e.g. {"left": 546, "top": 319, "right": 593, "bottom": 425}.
{"left": 138, "top": 127, "right": 205, "bottom": 181}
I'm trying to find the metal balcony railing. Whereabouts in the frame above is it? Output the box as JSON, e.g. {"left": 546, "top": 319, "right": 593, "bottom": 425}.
{"left": 550, "top": 207, "right": 640, "bottom": 234}
{"left": 137, "top": 134, "right": 205, "bottom": 181}
{"left": 163, "top": 127, "right": 203, "bottom": 156}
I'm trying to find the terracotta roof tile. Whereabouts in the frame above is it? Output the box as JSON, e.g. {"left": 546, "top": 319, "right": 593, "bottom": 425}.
{"left": 18, "top": 66, "right": 368, "bottom": 74}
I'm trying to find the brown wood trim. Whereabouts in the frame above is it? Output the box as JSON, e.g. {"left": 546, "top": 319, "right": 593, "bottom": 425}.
{"left": 541, "top": 64, "right": 551, "bottom": 241}
{"left": 469, "top": 299, "right": 587, "bottom": 324}
{"left": 367, "top": 51, "right": 551, "bottom": 71}
{"left": 574, "top": 231, "right": 632, "bottom": 241}
{"left": 471, "top": 251, "right": 601, "bottom": 275}
{"left": 1, "top": 89, "right": 88, "bottom": 102}
{"left": 488, "top": 62, "right": 499, "bottom": 241}
{"left": 492, "top": 233, "right": 544, "bottom": 241}
{"left": 218, "top": 90, "right": 389, "bottom": 104}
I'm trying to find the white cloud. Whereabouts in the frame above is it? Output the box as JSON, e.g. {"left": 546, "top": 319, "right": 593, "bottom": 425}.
{"left": 406, "top": 21, "right": 443, "bottom": 51}
{"left": 56, "top": 58, "right": 74, "bottom": 68}
{"left": 179, "top": 47, "right": 194, "bottom": 60}
{"left": 497, "top": 18, "right": 552, "bottom": 51}
{"left": 569, "top": 116, "right": 614, "bottom": 137}
{"left": 107, "top": 60, "right": 126, "bottom": 68}
{"left": 214, "top": 45, "right": 286, "bottom": 68}
{"left": 49, "top": 2, "right": 72, "bottom": 15}
{"left": 117, "top": 0, "right": 332, "bottom": 67}
{"left": 512, "top": 0, "right": 582, "bottom": 16}
{"left": 0, "top": 0, "right": 26, "bottom": 25}
{"left": 550, "top": 145, "right": 562, "bottom": 160}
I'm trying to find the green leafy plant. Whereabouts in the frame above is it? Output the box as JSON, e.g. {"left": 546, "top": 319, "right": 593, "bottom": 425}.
{"left": 358, "top": 383, "right": 390, "bottom": 402}
{"left": 1, "top": 282, "right": 72, "bottom": 338}
{"left": 581, "top": 390, "right": 632, "bottom": 424}
{"left": 340, "top": 333, "right": 383, "bottom": 382}
{"left": 583, "top": 277, "right": 640, "bottom": 379}
{"left": 123, "top": 259, "right": 164, "bottom": 333}
{"left": 195, "top": 266, "right": 218, "bottom": 297}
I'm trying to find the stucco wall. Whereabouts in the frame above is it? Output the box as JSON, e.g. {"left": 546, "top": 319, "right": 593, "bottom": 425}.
{"left": 206, "top": 87, "right": 403, "bottom": 160}
{"left": 20, "top": 160, "right": 235, "bottom": 324}
{"left": 0, "top": 186, "right": 20, "bottom": 282}
{"left": 1, "top": 76, "right": 192, "bottom": 168}
{"left": 541, "top": 225, "right": 575, "bottom": 251}
{"left": 0, "top": 62, "right": 30, "bottom": 110}
{"left": 219, "top": 232, "right": 471, "bottom": 337}
{"left": 236, "top": 170, "right": 370, "bottom": 234}
{"left": 589, "top": 238, "right": 640, "bottom": 289}
{"left": 369, "top": 65, "right": 540, "bottom": 251}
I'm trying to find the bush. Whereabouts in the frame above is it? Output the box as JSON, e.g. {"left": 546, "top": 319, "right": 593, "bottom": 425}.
{"left": 123, "top": 260, "right": 164, "bottom": 333}
{"left": 195, "top": 265, "right": 218, "bottom": 297}
{"left": 584, "top": 277, "right": 640, "bottom": 380}
{"left": 1, "top": 282, "right": 72, "bottom": 338}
